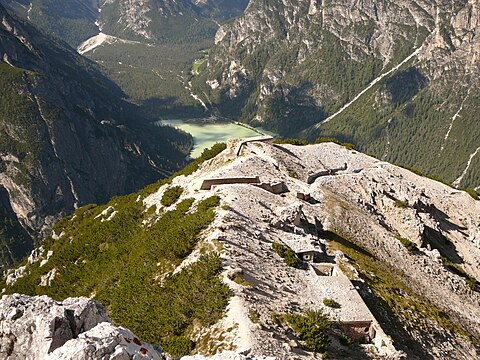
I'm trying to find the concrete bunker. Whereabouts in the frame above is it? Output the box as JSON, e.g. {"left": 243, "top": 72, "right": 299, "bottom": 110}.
{"left": 200, "top": 177, "right": 261, "bottom": 190}
{"left": 295, "top": 249, "right": 324, "bottom": 263}
{"left": 253, "top": 181, "right": 288, "bottom": 194}
{"left": 338, "top": 320, "right": 374, "bottom": 343}
{"left": 235, "top": 135, "right": 274, "bottom": 156}
{"left": 306, "top": 163, "right": 347, "bottom": 184}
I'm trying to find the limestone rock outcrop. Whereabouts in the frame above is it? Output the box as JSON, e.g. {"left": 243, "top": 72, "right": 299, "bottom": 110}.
{"left": 0, "top": 294, "right": 163, "bottom": 360}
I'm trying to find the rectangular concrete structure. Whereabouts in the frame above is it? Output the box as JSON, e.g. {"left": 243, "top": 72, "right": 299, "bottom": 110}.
{"left": 200, "top": 177, "right": 261, "bottom": 190}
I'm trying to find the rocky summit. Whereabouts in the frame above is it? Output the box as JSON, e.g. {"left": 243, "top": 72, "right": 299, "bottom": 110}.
{"left": 2, "top": 140, "right": 479, "bottom": 359}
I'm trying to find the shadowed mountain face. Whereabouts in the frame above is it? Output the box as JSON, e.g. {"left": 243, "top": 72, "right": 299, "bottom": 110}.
{"left": 0, "top": 4, "right": 192, "bottom": 268}
{"left": 192, "top": 0, "right": 480, "bottom": 189}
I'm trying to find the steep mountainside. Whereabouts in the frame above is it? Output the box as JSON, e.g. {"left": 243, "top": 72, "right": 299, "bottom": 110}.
{"left": 0, "top": 0, "right": 249, "bottom": 118}
{"left": 1, "top": 0, "right": 99, "bottom": 46}
{"left": 3, "top": 140, "right": 479, "bottom": 359}
{"left": 2, "top": 0, "right": 248, "bottom": 47}
{"left": 98, "top": 0, "right": 248, "bottom": 44}
{"left": 0, "top": 4, "right": 191, "bottom": 269}
{"left": 192, "top": 0, "right": 480, "bottom": 189}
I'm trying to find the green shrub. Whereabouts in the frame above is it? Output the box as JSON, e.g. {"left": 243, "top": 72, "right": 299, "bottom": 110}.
{"left": 394, "top": 199, "right": 409, "bottom": 208}
{"left": 339, "top": 334, "right": 352, "bottom": 346}
{"left": 441, "top": 256, "right": 478, "bottom": 291}
{"left": 161, "top": 186, "right": 184, "bottom": 206}
{"left": 393, "top": 163, "right": 424, "bottom": 176}
{"left": 284, "top": 310, "right": 331, "bottom": 352}
{"left": 5, "top": 194, "right": 228, "bottom": 356}
{"left": 314, "top": 137, "right": 341, "bottom": 145}
{"left": 162, "top": 336, "right": 195, "bottom": 358}
{"left": 395, "top": 236, "right": 418, "bottom": 253}
{"left": 248, "top": 309, "right": 261, "bottom": 324}
{"left": 274, "top": 138, "right": 309, "bottom": 145}
{"left": 322, "top": 298, "right": 341, "bottom": 308}
{"left": 314, "top": 137, "right": 355, "bottom": 150}
{"left": 462, "top": 188, "right": 479, "bottom": 200}
{"left": 272, "top": 242, "right": 300, "bottom": 268}
{"left": 229, "top": 274, "right": 252, "bottom": 286}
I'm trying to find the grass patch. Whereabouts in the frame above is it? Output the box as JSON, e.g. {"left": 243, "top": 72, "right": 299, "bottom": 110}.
{"left": 248, "top": 309, "right": 261, "bottom": 324}
{"left": 394, "top": 199, "right": 409, "bottom": 208}
{"left": 273, "top": 137, "right": 356, "bottom": 150}
{"left": 229, "top": 273, "right": 252, "bottom": 287}
{"left": 274, "top": 138, "right": 309, "bottom": 145}
{"left": 395, "top": 236, "right": 418, "bottom": 253}
{"left": 323, "top": 298, "right": 341, "bottom": 308}
{"left": 272, "top": 242, "right": 300, "bottom": 268}
{"left": 461, "top": 188, "right": 479, "bottom": 200}
{"left": 441, "top": 257, "right": 478, "bottom": 291}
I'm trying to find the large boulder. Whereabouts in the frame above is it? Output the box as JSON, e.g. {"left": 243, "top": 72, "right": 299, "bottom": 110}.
{"left": 0, "top": 294, "right": 163, "bottom": 360}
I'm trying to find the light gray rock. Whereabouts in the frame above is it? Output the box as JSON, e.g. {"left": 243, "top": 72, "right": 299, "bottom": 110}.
{"left": 0, "top": 294, "right": 163, "bottom": 360}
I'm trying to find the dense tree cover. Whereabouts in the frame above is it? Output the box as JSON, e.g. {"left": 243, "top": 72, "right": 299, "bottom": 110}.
{"left": 86, "top": 41, "right": 210, "bottom": 119}
{"left": 2, "top": 0, "right": 99, "bottom": 47}
{"left": 315, "top": 67, "right": 480, "bottom": 188}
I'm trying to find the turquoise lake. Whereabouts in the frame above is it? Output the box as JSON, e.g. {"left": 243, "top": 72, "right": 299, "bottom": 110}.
{"left": 157, "top": 119, "right": 267, "bottom": 158}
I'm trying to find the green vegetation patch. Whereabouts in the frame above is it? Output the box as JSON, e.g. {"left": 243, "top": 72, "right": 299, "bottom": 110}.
{"left": 283, "top": 310, "right": 331, "bottom": 353}
{"left": 395, "top": 236, "right": 418, "bottom": 253}
{"left": 5, "top": 188, "right": 229, "bottom": 357}
{"left": 161, "top": 186, "right": 184, "bottom": 206}
{"left": 461, "top": 188, "right": 479, "bottom": 200}
{"left": 394, "top": 199, "right": 409, "bottom": 208}
{"left": 273, "top": 137, "right": 356, "bottom": 150}
{"left": 322, "top": 298, "right": 341, "bottom": 309}
{"left": 248, "top": 309, "right": 261, "bottom": 324}
{"left": 272, "top": 242, "right": 300, "bottom": 268}
{"left": 441, "top": 256, "right": 478, "bottom": 291}
{"left": 140, "top": 142, "right": 226, "bottom": 196}
{"left": 229, "top": 273, "right": 252, "bottom": 287}
{"left": 274, "top": 138, "right": 309, "bottom": 145}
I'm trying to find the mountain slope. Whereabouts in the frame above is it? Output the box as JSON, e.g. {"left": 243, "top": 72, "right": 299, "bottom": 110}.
{"left": 3, "top": 140, "right": 480, "bottom": 359}
{"left": 1, "top": 0, "right": 249, "bottom": 46}
{"left": 0, "top": 4, "right": 191, "bottom": 268}
{"left": 192, "top": 0, "right": 480, "bottom": 189}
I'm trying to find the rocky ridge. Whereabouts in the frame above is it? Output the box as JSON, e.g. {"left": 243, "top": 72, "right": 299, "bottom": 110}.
{"left": 3, "top": 139, "right": 479, "bottom": 359}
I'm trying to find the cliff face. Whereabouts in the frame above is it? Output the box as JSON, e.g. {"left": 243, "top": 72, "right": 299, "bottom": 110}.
{"left": 0, "top": 4, "right": 191, "bottom": 268}
{"left": 193, "top": 0, "right": 480, "bottom": 189}
{"left": 3, "top": 140, "right": 479, "bottom": 359}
